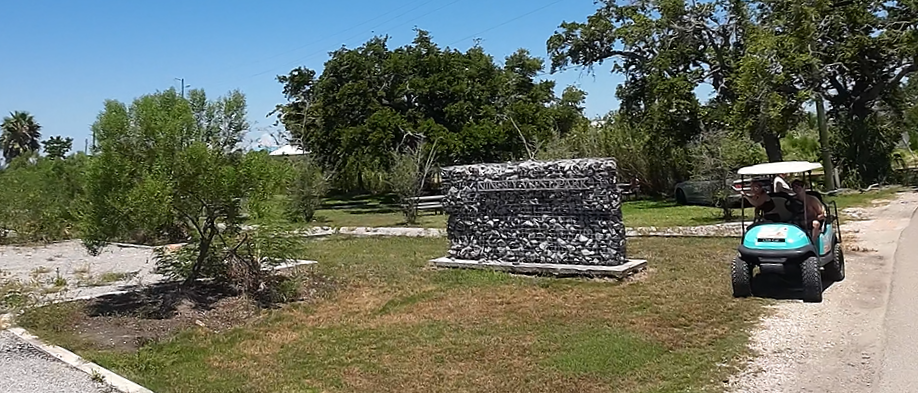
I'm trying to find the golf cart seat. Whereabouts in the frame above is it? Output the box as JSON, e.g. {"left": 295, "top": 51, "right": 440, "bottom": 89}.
{"left": 761, "top": 194, "right": 796, "bottom": 223}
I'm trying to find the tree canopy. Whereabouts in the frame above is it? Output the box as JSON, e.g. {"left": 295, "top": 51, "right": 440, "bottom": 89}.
{"left": 82, "top": 88, "right": 285, "bottom": 285}
{"left": 1, "top": 111, "right": 42, "bottom": 162}
{"left": 273, "top": 29, "right": 587, "bottom": 189}
{"left": 548, "top": 0, "right": 917, "bottom": 185}
{"left": 41, "top": 136, "right": 73, "bottom": 159}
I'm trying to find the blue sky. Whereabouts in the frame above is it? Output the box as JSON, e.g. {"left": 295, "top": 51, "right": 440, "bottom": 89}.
{"left": 0, "top": 0, "right": 630, "bottom": 151}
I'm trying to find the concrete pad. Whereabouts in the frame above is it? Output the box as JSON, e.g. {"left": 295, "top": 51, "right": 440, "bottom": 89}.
{"left": 429, "top": 257, "right": 647, "bottom": 278}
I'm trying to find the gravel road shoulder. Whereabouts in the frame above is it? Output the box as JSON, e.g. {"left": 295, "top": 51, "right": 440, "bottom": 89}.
{"left": 726, "top": 191, "right": 918, "bottom": 393}
{"left": 0, "top": 330, "right": 117, "bottom": 393}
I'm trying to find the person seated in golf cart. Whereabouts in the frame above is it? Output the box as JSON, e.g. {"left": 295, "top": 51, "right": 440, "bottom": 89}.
{"left": 741, "top": 180, "right": 793, "bottom": 222}
{"left": 791, "top": 179, "right": 826, "bottom": 239}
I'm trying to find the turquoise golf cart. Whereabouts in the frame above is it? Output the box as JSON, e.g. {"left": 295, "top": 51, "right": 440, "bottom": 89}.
{"left": 731, "top": 161, "right": 845, "bottom": 303}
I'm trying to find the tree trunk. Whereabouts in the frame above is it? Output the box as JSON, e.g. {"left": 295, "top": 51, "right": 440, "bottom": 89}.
{"left": 815, "top": 95, "right": 836, "bottom": 190}
{"left": 762, "top": 132, "right": 784, "bottom": 162}
{"left": 830, "top": 100, "right": 895, "bottom": 187}
{"left": 184, "top": 221, "right": 216, "bottom": 287}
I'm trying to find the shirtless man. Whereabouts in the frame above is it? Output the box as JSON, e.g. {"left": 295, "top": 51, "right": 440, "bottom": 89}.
{"left": 792, "top": 179, "right": 826, "bottom": 240}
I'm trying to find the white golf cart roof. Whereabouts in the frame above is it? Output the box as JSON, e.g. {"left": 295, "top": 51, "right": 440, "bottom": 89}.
{"left": 737, "top": 161, "right": 823, "bottom": 176}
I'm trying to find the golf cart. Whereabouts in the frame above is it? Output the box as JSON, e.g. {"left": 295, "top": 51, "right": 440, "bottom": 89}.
{"left": 731, "top": 161, "right": 845, "bottom": 303}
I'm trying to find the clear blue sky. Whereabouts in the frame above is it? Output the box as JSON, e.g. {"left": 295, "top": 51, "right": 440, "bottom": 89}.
{"left": 0, "top": 0, "right": 630, "bottom": 151}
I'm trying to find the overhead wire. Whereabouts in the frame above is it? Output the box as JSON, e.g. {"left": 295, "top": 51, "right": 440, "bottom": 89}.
{"left": 221, "top": 0, "right": 434, "bottom": 75}
{"left": 242, "top": 0, "right": 460, "bottom": 80}
{"left": 233, "top": 0, "right": 566, "bottom": 84}
{"left": 446, "top": 0, "right": 566, "bottom": 47}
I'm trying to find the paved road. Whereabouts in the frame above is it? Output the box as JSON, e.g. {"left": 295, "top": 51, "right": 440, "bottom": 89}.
{"left": 0, "top": 330, "right": 114, "bottom": 393}
{"left": 876, "top": 206, "right": 918, "bottom": 392}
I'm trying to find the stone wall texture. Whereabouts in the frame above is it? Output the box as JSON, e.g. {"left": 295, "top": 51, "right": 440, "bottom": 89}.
{"left": 441, "top": 158, "right": 626, "bottom": 266}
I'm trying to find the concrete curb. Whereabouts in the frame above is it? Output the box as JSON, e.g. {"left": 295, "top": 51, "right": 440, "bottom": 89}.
{"left": 0, "top": 312, "right": 12, "bottom": 329}
{"left": 5, "top": 326, "right": 155, "bottom": 393}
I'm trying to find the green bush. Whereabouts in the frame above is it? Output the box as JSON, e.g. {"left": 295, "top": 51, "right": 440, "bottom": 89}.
{"left": 0, "top": 153, "right": 87, "bottom": 243}
{"left": 285, "top": 157, "right": 329, "bottom": 223}
{"left": 81, "top": 88, "right": 289, "bottom": 288}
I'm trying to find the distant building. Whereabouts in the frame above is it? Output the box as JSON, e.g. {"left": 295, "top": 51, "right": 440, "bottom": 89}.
{"left": 268, "top": 144, "right": 308, "bottom": 156}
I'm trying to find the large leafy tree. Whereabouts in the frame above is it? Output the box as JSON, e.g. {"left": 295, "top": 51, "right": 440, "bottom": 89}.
{"left": 82, "top": 88, "right": 286, "bottom": 286}
{"left": 759, "top": 0, "right": 918, "bottom": 185}
{"left": 41, "top": 136, "right": 73, "bottom": 159}
{"left": 1, "top": 111, "right": 42, "bottom": 162}
{"left": 546, "top": 0, "right": 810, "bottom": 163}
{"left": 274, "top": 29, "right": 586, "bottom": 187}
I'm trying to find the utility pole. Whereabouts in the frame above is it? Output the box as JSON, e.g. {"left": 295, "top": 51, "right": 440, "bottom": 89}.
{"left": 174, "top": 78, "right": 190, "bottom": 98}
{"left": 815, "top": 93, "right": 836, "bottom": 190}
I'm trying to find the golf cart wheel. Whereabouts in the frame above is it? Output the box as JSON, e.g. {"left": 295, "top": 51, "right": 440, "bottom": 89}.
{"left": 731, "top": 256, "right": 753, "bottom": 298}
{"left": 801, "top": 256, "right": 823, "bottom": 303}
{"left": 826, "top": 242, "right": 846, "bottom": 282}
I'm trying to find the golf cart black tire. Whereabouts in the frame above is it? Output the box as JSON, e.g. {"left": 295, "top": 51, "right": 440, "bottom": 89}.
{"left": 826, "top": 242, "right": 846, "bottom": 282}
{"left": 731, "top": 256, "right": 753, "bottom": 298}
{"left": 802, "top": 256, "right": 823, "bottom": 303}
{"left": 676, "top": 189, "right": 687, "bottom": 205}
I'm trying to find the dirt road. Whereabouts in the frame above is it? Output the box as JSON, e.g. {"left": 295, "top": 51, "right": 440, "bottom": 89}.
{"left": 727, "top": 190, "right": 918, "bottom": 392}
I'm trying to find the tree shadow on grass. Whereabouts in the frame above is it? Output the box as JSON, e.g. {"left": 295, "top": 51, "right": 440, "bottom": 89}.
{"left": 85, "top": 281, "right": 239, "bottom": 320}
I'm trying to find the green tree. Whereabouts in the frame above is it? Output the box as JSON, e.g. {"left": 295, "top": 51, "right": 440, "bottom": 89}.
{"left": 82, "top": 88, "right": 287, "bottom": 287}
{"left": 273, "top": 29, "right": 587, "bottom": 191}
{"left": 547, "top": 0, "right": 738, "bottom": 154}
{"left": 1, "top": 111, "right": 42, "bottom": 162}
{"left": 41, "top": 136, "right": 73, "bottom": 159}
{"left": 759, "top": 0, "right": 917, "bottom": 185}
{"left": 903, "top": 77, "right": 918, "bottom": 151}
{"left": 0, "top": 153, "right": 87, "bottom": 242}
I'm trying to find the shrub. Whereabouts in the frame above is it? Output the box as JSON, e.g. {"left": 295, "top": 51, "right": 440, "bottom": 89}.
{"left": 286, "top": 156, "right": 329, "bottom": 223}
{"left": 0, "top": 153, "right": 87, "bottom": 243}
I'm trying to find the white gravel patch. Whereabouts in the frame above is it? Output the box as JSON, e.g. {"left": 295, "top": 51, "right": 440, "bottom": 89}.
{"left": 0, "top": 240, "right": 164, "bottom": 302}
{"left": 0, "top": 330, "right": 117, "bottom": 393}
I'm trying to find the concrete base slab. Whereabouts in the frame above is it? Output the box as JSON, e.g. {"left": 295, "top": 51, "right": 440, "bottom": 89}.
{"left": 429, "top": 257, "right": 647, "bottom": 278}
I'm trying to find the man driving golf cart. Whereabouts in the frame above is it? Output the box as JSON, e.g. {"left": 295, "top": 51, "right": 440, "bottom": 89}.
{"left": 740, "top": 175, "right": 826, "bottom": 241}
{"left": 732, "top": 161, "right": 844, "bottom": 303}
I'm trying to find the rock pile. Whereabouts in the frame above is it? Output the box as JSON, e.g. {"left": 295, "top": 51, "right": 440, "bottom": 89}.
{"left": 441, "top": 158, "right": 626, "bottom": 266}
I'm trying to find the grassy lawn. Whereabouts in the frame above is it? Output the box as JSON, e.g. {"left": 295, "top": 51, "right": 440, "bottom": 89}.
{"left": 621, "top": 200, "right": 739, "bottom": 227}
{"left": 249, "top": 188, "right": 907, "bottom": 230}
{"left": 18, "top": 236, "right": 766, "bottom": 393}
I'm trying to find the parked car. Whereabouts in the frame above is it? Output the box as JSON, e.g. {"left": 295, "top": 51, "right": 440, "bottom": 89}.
{"left": 674, "top": 177, "right": 772, "bottom": 207}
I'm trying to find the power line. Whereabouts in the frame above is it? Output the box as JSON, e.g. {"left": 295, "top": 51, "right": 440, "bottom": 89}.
{"left": 446, "top": 0, "right": 566, "bottom": 47}
{"left": 243, "top": 0, "right": 461, "bottom": 80}
{"left": 222, "top": 0, "right": 434, "bottom": 75}
{"left": 231, "top": 0, "right": 563, "bottom": 87}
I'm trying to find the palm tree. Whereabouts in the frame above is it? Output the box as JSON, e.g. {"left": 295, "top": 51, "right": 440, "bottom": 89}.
{"left": 1, "top": 111, "right": 42, "bottom": 162}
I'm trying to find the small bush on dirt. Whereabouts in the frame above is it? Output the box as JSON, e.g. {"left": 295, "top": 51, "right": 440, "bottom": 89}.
{"left": 285, "top": 156, "right": 329, "bottom": 223}
{"left": 82, "top": 88, "right": 288, "bottom": 289}
{"left": 154, "top": 228, "right": 304, "bottom": 295}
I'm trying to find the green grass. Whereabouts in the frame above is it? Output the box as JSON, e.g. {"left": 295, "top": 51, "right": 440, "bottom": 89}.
{"left": 250, "top": 188, "right": 904, "bottom": 230}
{"left": 18, "top": 236, "right": 767, "bottom": 393}
{"left": 251, "top": 194, "right": 447, "bottom": 229}
{"left": 621, "top": 200, "right": 739, "bottom": 227}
